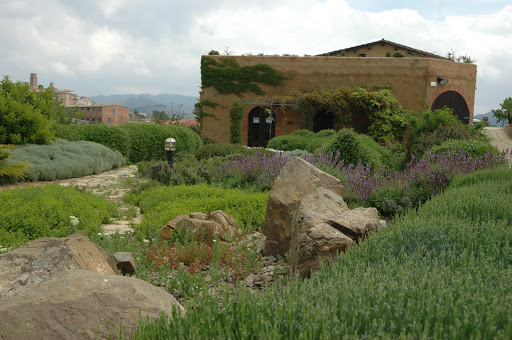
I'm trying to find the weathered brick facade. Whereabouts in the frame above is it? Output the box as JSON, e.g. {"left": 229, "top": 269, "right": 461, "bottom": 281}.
{"left": 200, "top": 45, "right": 477, "bottom": 146}
{"left": 78, "top": 105, "right": 130, "bottom": 125}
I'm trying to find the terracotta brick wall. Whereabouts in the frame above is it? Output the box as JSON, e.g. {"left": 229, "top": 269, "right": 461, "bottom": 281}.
{"left": 200, "top": 56, "right": 476, "bottom": 144}
{"left": 79, "top": 105, "right": 130, "bottom": 125}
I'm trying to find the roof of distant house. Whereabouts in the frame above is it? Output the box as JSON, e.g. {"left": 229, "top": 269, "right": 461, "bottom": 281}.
{"left": 74, "top": 104, "right": 128, "bottom": 108}
{"left": 318, "top": 38, "right": 449, "bottom": 60}
{"left": 163, "top": 119, "right": 199, "bottom": 128}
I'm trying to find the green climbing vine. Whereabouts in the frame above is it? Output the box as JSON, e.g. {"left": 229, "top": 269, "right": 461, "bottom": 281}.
{"left": 229, "top": 101, "right": 245, "bottom": 144}
{"left": 201, "top": 56, "right": 290, "bottom": 97}
{"left": 194, "top": 99, "right": 221, "bottom": 134}
{"left": 284, "top": 85, "right": 407, "bottom": 142}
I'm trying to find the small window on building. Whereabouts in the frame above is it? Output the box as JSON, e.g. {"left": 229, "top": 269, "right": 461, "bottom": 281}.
{"left": 98, "top": 118, "right": 101, "bottom": 122}
{"left": 359, "top": 54, "right": 366, "bottom": 57}
{"left": 112, "top": 108, "right": 116, "bottom": 114}
{"left": 86, "top": 118, "right": 89, "bottom": 121}
{"left": 92, "top": 118, "right": 95, "bottom": 121}
{"left": 108, "top": 118, "right": 111, "bottom": 124}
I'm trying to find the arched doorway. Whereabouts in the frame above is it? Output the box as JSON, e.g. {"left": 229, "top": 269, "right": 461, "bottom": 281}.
{"left": 431, "top": 91, "right": 470, "bottom": 124}
{"left": 313, "top": 110, "right": 334, "bottom": 132}
{"left": 248, "top": 107, "right": 275, "bottom": 147}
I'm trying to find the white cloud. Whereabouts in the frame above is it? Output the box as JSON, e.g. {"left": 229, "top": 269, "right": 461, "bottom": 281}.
{"left": 0, "top": 0, "right": 510, "bottom": 112}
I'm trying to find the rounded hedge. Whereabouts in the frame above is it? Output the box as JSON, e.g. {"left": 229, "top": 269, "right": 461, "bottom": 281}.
{"left": 53, "top": 123, "right": 202, "bottom": 163}
{"left": 267, "top": 129, "right": 335, "bottom": 153}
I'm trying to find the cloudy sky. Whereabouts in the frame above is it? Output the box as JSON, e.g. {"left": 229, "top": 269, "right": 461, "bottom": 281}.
{"left": 1, "top": 0, "right": 511, "bottom": 114}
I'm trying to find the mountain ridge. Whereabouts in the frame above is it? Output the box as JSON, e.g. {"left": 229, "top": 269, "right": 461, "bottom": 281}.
{"left": 90, "top": 93, "right": 197, "bottom": 119}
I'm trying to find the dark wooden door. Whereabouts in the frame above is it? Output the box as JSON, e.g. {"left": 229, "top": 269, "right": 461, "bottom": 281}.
{"left": 248, "top": 107, "right": 275, "bottom": 147}
{"left": 431, "top": 91, "right": 470, "bottom": 124}
{"left": 313, "top": 110, "right": 334, "bottom": 132}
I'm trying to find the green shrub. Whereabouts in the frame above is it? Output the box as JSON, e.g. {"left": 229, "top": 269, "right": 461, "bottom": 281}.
{"left": 6, "top": 139, "right": 125, "bottom": 181}
{"left": 195, "top": 143, "right": 270, "bottom": 160}
{"left": 132, "top": 167, "right": 512, "bottom": 339}
{"left": 55, "top": 123, "right": 131, "bottom": 156}
{"left": 428, "top": 139, "right": 500, "bottom": 159}
{"left": 413, "top": 123, "right": 488, "bottom": 159}
{"left": 125, "top": 185, "right": 269, "bottom": 240}
{"left": 357, "top": 133, "right": 399, "bottom": 169}
{"left": 0, "top": 145, "right": 27, "bottom": 184}
{"left": 119, "top": 124, "right": 201, "bottom": 162}
{"left": 0, "top": 184, "right": 118, "bottom": 248}
{"left": 405, "top": 107, "right": 462, "bottom": 159}
{"left": 366, "top": 185, "right": 407, "bottom": 217}
{"left": 267, "top": 129, "right": 335, "bottom": 153}
{"left": 326, "top": 128, "right": 367, "bottom": 166}
{"left": 53, "top": 123, "right": 202, "bottom": 163}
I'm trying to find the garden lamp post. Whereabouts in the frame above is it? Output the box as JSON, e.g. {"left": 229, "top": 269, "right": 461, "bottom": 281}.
{"left": 165, "top": 137, "right": 176, "bottom": 168}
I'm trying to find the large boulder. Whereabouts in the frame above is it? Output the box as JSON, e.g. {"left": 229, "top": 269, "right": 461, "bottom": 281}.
{"left": 263, "top": 157, "right": 346, "bottom": 256}
{"left": 0, "top": 269, "right": 184, "bottom": 339}
{"left": 0, "top": 234, "right": 118, "bottom": 300}
{"left": 289, "top": 187, "right": 380, "bottom": 278}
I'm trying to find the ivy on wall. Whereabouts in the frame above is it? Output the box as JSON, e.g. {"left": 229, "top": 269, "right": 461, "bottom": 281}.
{"left": 284, "top": 86, "right": 407, "bottom": 142}
{"left": 229, "top": 101, "right": 245, "bottom": 144}
{"left": 194, "top": 99, "right": 221, "bottom": 134}
{"left": 201, "top": 56, "right": 290, "bottom": 97}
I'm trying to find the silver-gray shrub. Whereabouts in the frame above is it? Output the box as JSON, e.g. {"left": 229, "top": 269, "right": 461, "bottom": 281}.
{"left": 7, "top": 139, "right": 125, "bottom": 181}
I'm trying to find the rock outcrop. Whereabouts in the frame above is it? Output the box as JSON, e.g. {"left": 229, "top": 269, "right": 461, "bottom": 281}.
{"left": 0, "top": 234, "right": 183, "bottom": 339}
{"left": 263, "top": 157, "right": 345, "bottom": 256}
{"left": 0, "top": 269, "right": 184, "bottom": 340}
{"left": 0, "top": 234, "right": 118, "bottom": 300}
{"left": 289, "top": 188, "right": 379, "bottom": 278}
{"left": 161, "top": 210, "right": 241, "bottom": 242}
{"left": 262, "top": 157, "right": 380, "bottom": 279}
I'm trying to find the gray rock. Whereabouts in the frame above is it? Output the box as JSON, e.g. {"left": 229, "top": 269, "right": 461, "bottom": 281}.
{"left": 0, "top": 234, "right": 118, "bottom": 300}
{"left": 113, "top": 252, "right": 136, "bottom": 274}
{"left": 0, "top": 269, "right": 184, "bottom": 340}
{"left": 244, "top": 273, "right": 255, "bottom": 287}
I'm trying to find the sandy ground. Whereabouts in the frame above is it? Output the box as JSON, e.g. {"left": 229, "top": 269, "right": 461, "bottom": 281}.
{"left": 484, "top": 126, "right": 512, "bottom": 164}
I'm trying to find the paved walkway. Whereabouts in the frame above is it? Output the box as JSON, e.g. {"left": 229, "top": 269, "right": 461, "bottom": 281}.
{"left": 1, "top": 165, "right": 141, "bottom": 235}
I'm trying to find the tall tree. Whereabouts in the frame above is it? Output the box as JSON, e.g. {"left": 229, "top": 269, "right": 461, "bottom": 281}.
{"left": 0, "top": 76, "right": 61, "bottom": 144}
{"left": 491, "top": 97, "right": 512, "bottom": 126}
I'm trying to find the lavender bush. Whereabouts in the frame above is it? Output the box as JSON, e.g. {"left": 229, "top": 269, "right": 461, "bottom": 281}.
{"left": 144, "top": 148, "right": 508, "bottom": 215}
{"left": 221, "top": 148, "right": 508, "bottom": 204}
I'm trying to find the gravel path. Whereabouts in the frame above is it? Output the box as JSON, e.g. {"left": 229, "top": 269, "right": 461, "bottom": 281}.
{"left": 484, "top": 126, "right": 512, "bottom": 164}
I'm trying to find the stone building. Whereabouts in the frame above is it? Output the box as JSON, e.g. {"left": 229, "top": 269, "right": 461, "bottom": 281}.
{"left": 200, "top": 39, "right": 477, "bottom": 146}
{"left": 77, "top": 105, "right": 130, "bottom": 125}
{"left": 27, "top": 73, "right": 95, "bottom": 107}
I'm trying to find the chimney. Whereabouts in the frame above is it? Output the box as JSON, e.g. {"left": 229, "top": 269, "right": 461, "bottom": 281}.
{"left": 30, "top": 73, "right": 38, "bottom": 90}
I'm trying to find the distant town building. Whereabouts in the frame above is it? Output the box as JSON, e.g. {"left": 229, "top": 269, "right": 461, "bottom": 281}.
{"left": 27, "top": 73, "right": 95, "bottom": 107}
{"left": 77, "top": 105, "right": 130, "bottom": 125}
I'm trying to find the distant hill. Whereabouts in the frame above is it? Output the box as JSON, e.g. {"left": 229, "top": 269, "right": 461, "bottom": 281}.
{"left": 90, "top": 94, "right": 197, "bottom": 119}
{"left": 474, "top": 112, "right": 502, "bottom": 127}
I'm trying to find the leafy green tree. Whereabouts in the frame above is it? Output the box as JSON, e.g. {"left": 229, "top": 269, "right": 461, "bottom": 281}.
{"left": 0, "top": 76, "right": 59, "bottom": 144}
{"left": 491, "top": 97, "right": 512, "bottom": 126}
{"left": 151, "top": 110, "right": 169, "bottom": 125}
